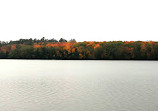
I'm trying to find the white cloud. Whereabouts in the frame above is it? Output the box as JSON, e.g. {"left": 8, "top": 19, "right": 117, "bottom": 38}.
{"left": 0, "top": 0, "right": 158, "bottom": 42}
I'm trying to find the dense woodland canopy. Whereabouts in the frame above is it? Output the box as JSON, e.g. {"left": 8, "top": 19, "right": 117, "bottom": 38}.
{"left": 0, "top": 37, "right": 158, "bottom": 60}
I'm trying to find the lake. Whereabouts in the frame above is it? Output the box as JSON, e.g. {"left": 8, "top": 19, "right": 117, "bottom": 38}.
{"left": 0, "top": 60, "right": 158, "bottom": 111}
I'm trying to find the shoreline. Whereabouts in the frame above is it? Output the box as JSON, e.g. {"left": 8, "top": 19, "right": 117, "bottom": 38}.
{"left": 0, "top": 58, "right": 158, "bottom": 61}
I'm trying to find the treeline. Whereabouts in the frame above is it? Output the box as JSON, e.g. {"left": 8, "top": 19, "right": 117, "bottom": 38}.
{"left": 0, "top": 37, "right": 158, "bottom": 60}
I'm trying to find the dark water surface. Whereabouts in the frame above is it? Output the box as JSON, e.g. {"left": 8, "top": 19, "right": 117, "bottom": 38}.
{"left": 0, "top": 60, "right": 158, "bottom": 111}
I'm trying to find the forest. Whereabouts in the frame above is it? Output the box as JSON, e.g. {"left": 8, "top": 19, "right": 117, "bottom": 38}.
{"left": 0, "top": 37, "right": 158, "bottom": 60}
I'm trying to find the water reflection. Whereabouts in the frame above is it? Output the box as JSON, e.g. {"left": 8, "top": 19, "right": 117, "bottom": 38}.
{"left": 0, "top": 60, "right": 157, "bottom": 111}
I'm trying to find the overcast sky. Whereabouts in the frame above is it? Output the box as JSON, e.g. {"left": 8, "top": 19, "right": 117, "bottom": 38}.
{"left": 0, "top": 0, "right": 158, "bottom": 42}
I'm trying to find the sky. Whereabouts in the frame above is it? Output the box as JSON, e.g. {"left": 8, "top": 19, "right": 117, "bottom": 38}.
{"left": 0, "top": 0, "right": 158, "bottom": 42}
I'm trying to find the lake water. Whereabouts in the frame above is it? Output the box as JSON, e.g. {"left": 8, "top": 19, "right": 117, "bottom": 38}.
{"left": 0, "top": 60, "right": 158, "bottom": 111}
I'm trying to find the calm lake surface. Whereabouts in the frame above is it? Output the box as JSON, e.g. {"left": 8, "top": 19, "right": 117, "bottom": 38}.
{"left": 0, "top": 60, "right": 158, "bottom": 111}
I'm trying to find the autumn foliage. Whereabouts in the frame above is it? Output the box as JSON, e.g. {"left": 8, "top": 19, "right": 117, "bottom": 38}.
{"left": 0, "top": 38, "right": 158, "bottom": 60}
